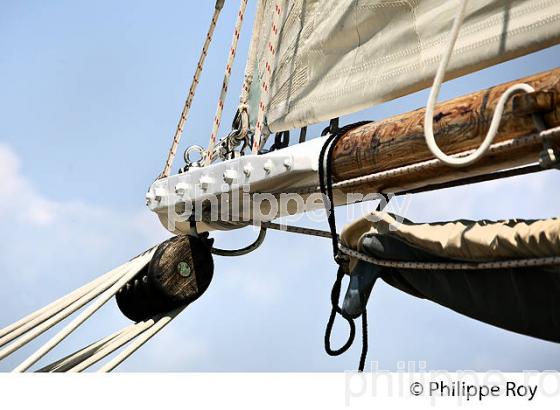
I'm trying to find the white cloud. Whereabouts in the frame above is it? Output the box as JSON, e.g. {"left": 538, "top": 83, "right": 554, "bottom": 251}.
{"left": 0, "top": 143, "right": 172, "bottom": 371}
{"left": 0, "top": 145, "right": 60, "bottom": 226}
{"left": 0, "top": 143, "right": 169, "bottom": 268}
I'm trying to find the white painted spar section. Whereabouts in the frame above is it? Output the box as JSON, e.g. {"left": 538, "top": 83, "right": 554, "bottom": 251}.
{"left": 146, "top": 137, "right": 328, "bottom": 234}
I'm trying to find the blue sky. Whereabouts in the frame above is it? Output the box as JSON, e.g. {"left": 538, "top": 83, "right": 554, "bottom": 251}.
{"left": 1, "top": 1, "right": 559, "bottom": 372}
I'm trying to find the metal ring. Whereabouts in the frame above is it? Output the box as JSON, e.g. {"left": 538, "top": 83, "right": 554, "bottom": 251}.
{"left": 184, "top": 145, "right": 205, "bottom": 168}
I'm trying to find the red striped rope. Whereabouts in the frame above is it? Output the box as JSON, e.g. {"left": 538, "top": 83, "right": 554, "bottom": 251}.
{"left": 205, "top": 0, "right": 249, "bottom": 165}
{"left": 160, "top": 2, "right": 224, "bottom": 178}
{"left": 252, "top": 2, "right": 283, "bottom": 154}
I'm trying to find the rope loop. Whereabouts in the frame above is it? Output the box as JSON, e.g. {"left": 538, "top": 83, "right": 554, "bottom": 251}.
{"left": 319, "top": 119, "right": 375, "bottom": 372}
{"left": 324, "top": 266, "right": 356, "bottom": 356}
{"left": 424, "top": 0, "right": 534, "bottom": 168}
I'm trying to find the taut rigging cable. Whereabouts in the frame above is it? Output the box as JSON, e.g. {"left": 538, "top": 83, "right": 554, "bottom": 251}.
{"left": 160, "top": 0, "right": 225, "bottom": 178}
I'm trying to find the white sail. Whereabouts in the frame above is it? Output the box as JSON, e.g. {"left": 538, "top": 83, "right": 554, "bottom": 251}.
{"left": 247, "top": 0, "right": 560, "bottom": 132}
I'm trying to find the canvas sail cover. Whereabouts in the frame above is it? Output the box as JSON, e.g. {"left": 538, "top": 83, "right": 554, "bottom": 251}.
{"left": 248, "top": 0, "right": 560, "bottom": 132}
{"left": 340, "top": 212, "right": 560, "bottom": 342}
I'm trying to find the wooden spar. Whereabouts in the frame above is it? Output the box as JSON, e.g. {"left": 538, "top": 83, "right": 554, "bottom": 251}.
{"left": 331, "top": 67, "right": 560, "bottom": 195}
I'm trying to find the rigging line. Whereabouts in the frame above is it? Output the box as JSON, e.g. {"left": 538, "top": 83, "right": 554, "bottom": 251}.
{"left": 238, "top": 0, "right": 266, "bottom": 139}
{"left": 98, "top": 307, "right": 185, "bottom": 373}
{"left": 338, "top": 244, "right": 560, "bottom": 271}
{"left": 68, "top": 320, "right": 156, "bottom": 373}
{"left": 0, "top": 273, "right": 118, "bottom": 339}
{"left": 287, "top": 126, "right": 560, "bottom": 196}
{"left": 334, "top": 127, "right": 560, "bottom": 190}
{"left": 252, "top": 1, "right": 284, "bottom": 154}
{"left": 13, "top": 250, "right": 155, "bottom": 372}
{"left": 38, "top": 324, "right": 136, "bottom": 372}
{"left": 160, "top": 0, "right": 225, "bottom": 178}
{"left": 261, "top": 221, "right": 560, "bottom": 270}
{"left": 211, "top": 227, "right": 267, "bottom": 256}
{"left": 0, "top": 266, "right": 130, "bottom": 361}
{"left": 401, "top": 164, "right": 545, "bottom": 195}
{"left": 206, "top": 0, "right": 250, "bottom": 165}
{"left": 262, "top": 222, "right": 332, "bottom": 238}
{"left": 0, "top": 264, "right": 126, "bottom": 346}
{"left": 424, "top": 0, "right": 535, "bottom": 167}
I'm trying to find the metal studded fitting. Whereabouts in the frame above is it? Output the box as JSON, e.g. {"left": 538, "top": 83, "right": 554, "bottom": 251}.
{"left": 175, "top": 182, "right": 189, "bottom": 197}
{"left": 263, "top": 160, "right": 273, "bottom": 174}
{"left": 223, "top": 169, "right": 237, "bottom": 184}
{"left": 199, "top": 175, "right": 213, "bottom": 191}
{"left": 145, "top": 191, "right": 155, "bottom": 206}
{"left": 243, "top": 164, "right": 253, "bottom": 177}
{"left": 154, "top": 188, "right": 166, "bottom": 202}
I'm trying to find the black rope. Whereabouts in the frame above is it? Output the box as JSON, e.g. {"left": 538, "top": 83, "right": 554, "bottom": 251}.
{"left": 210, "top": 227, "right": 267, "bottom": 257}
{"left": 319, "top": 119, "right": 373, "bottom": 371}
{"left": 299, "top": 126, "right": 307, "bottom": 143}
{"left": 324, "top": 266, "right": 356, "bottom": 355}
{"left": 269, "top": 131, "right": 290, "bottom": 151}
{"left": 359, "top": 310, "right": 368, "bottom": 371}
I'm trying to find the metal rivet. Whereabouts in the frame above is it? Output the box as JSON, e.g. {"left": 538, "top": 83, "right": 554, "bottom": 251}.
{"left": 243, "top": 164, "right": 252, "bottom": 177}
{"left": 175, "top": 182, "right": 188, "bottom": 196}
{"left": 145, "top": 191, "right": 155, "bottom": 206}
{"left": 177, "top": 261, "right": 191, "bottom": 277}
{"left": 263, "top": 160, "right": 273, "bottom": 173}
{"left": 154, "top": 188, "right": 166, "bottom": 202}
{"left": 199, "top": 176, "right": 212, "bottom": 190}
{"left": 223, "top": 169, "right": 237, "bottom": 184}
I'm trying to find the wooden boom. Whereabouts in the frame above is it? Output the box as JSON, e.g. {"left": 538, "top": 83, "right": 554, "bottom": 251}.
{"left": 331, "top": 67, "right": 560, "bottom": 195}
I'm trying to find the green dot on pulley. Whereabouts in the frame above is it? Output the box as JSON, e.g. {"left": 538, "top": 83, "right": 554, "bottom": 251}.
{"left": 177, "top": 261, "right": 191, "bottom": 277}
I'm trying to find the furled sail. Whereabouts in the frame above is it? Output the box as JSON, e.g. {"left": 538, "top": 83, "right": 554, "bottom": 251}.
{"left": 247, "top": 0, "right": 560, "bottom": 132}
{"left": 340, "top": 212, "right": 560, "bottom": 343}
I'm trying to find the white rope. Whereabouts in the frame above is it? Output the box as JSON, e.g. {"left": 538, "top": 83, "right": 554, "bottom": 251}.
{"left": 424, "top": 0, "right": 535, "bottom": 167}
{"left": 205, "top": 0, "right": 249, "bottom": 165}
{"left": 98, "top": 307, "right": 184, "bottom": 373}
{"left": 0, "top": 265, "right": 126, "bottom": 349}
{"left": 0, "top": 266, "right": 125, "bottom": 340}
{"left": 160, "top": 0, "right": 225, "bottom": 178}
{"left": 68, "top": 320, "right": 156, "bottom": 373}
{"left": 289, "top": 126, "right": 560, "bottom": 196}
{"left": 38, "top": 325, "right": 134, "bottom": 372}
{"left": 0, "top": 268, "right": 127, "bottom": 361}
{"left": 12, "top": 250, "right": 155, "bottom": 372}
{"left": 251, "top": 1, "right": 283, "bottom": 154}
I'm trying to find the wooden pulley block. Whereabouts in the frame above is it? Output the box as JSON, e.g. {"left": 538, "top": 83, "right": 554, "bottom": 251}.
{"left": 116, "top": 235, "right": 214, "bottom": 322}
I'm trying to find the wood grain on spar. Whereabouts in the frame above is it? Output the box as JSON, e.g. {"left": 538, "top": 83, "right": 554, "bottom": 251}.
{"left": 331, "top": 68, "right": 560, "bottom": 189}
